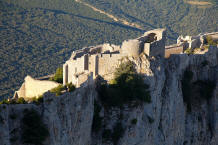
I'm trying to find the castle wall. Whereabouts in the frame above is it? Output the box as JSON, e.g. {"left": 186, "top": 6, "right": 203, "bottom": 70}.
{"left": 63, "top": 28, "right": 167, "bottom": 86}
{"left": 65, "top": 55, "right": 87, "bottom": 85}
{"left": 97, "top": 53, "right": 123, "bottom": 79}
{"left": 76, "top": 73, "right": 90, "bottom": 87}
{"left": 148, "top": 40, "right": 165, "bottom": 57}
{"left": 165, "top": 46, "right": 184, "bottom": 58}
{"left": 144, "top": 43, "right": 150, "bottom": 56}
{"left": 16, "top": 76, "right": 59, "bottom": 99}
{"left": 16, "top": 83, "right": 26, "bottom": 98}
{"left": 63, "top": 64, "right": 68, "bottom": 85}
{"left": 142, "top": 29, "right": 166, "bottom": 57}
{"left": 88, "top": 55, "right": 96, "bottom": 76}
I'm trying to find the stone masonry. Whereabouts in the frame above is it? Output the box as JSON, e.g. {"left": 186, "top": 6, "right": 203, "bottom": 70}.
{"left": 63, "top": 29, "right": 166, "bottom": 87}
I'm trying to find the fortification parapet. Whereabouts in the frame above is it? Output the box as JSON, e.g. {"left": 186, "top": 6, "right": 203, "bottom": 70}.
{"left": 14, "top": 76, "right": 60, "bottom": 99}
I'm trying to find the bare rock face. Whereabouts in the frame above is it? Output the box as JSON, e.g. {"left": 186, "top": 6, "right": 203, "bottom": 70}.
{"left": 91, "top": 47, "right": 218, "bottom": 145}
{"left": 0, "top": 80, "right": 95, "bottom": 145}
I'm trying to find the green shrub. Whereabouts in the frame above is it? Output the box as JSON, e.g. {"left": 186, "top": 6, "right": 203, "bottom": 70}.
{"left": 181, "top": 69, "right": 193, "bottom": 112}
{"left": 147, "top": 115, "right": 154, "bottom": 124}
{"left": 50, "top": 85, "right": 65, "bottom": 96}
{"left": 206, "top": 36, "right": 217, "bottom": 46}
{"left": 0, "top": 99, "right": 10, "bottom": 105}
{"left": 92, "top": 100, "right": 103, "bottom": 133}
{"left": 201, "top": 60, "right": 209, "bottom": 67}
{"left": 112, "top": 122, "right": 124, "bottom": 145}
{"left": 0, "top": 115, "right": 4, "bottom": 124}
{"left": 181, "top": 68, "right": 216, "bottom": 112}
{"left": 0, "top": 97, "right": 27, "bottom": 105}
{"left": 10, "top": 137, "right": 18, "bottom": 143}
{"left": 49, "top": 67, "right": 63, "bottom": 83}
{"left": 184, "top": 48, "right": 193, "bottom": 54}
{"left": 17, "top": 97, "right": 27, "bottom": 104}
{"left": 31, "top": 95, "right": 44, "bottom": 105}
{"left": 102, "top": 129, "right": 112, "bottom": 141}
{"left": 131, "top": 118, "right": 137, "bottom": 125}
{"left": 21, "top": 109, "right": 49, "bottom": 145}
{"left": 10, "top": 113, "right": 17, "bottom": 120}
{"left": 193, "top": 80, "right": 216, "bottom": 101}
{"left": 66, "top": 83, "right": 76, "bottom": 92}
{"left": 98, "top": 61, "right": 151, "bottom": 108}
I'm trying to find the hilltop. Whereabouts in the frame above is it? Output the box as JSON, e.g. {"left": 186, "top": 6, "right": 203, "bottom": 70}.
{"left": 0, "top": 0, "right": 217, "bottom": 100}
{"left": 0, "top": 28, "right": 217, "bottom": 145}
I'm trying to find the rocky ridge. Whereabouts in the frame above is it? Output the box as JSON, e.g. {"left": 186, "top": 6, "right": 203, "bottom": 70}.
{"left": 0, "top": 46, "right": 217, "bottom": 145}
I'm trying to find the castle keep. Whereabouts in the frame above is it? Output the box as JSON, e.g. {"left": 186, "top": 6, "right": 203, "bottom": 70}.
{"left": 63, "top": 29, "right": 166, "bottom": 87}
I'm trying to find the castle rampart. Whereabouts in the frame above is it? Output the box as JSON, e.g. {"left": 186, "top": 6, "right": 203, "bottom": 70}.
{"left": 14, "top": 76, "right": 59, "bottom": 99}
{"left": 165, "top": 45, "right": 184, "bottom": 58}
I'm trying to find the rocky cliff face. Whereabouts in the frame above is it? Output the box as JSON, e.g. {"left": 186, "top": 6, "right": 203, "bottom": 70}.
{"left": 92, "top": 46, "right": 218, "bottom": 145}
{"left": 0, "top": 47, "right": 217, "bottom": 145}
{"left": 0, "top": 79, "right": 95, "bottom": 145}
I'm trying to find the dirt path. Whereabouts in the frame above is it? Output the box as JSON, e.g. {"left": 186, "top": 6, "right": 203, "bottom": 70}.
{"left": 184, "top": 0, "right": 212, "bottom": 6}
{"left": 75, "top": 0, "right": 143, "bottom": 30}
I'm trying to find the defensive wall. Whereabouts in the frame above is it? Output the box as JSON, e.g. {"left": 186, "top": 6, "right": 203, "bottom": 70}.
{"left": 177, "top": 32, "right": 218, "bottom": 50}
{"left": 165, "top": 44, "right": 184, "bottom": 58}
{"left": 63, "top": 28, "right": 167, "bottom": 86}
{"left": 14, "top": 76, "right": 60, "bottom": 99}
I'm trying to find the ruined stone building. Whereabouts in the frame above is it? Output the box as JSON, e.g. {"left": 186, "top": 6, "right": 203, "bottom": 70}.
{"left": 165, "top": 32, "right": 218, "bottom": 58}
{"left": 63, "top": 29, "right": 166, "bottom": 87}
{"left": 13, "top": 29, "right": 218, "bottom": 99}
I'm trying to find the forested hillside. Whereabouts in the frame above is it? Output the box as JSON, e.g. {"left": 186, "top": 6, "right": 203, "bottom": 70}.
{"left": 83, "top": 0, "right": 218, "bottom": 41}
{"left": 0, "top": 0, "right": 141, "bottom": 99}
{"left": 0, "top": 0, "right": 217, "bottom": 99}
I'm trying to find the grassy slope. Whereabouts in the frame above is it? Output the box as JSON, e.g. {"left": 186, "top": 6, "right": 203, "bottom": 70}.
{"left": 83, "top": 0, "right": 218, "bottom": 43}
{"left": 0, "top": 0, "right": 141, "bottom": 99}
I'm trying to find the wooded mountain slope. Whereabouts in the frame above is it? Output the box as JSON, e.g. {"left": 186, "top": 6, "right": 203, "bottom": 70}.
{"left": 0, "top": 0, "right": 141, "bottom": 99}
{"left": 0, "top": 0, "right": 217, "bottom": 99}
{"left": 83, "top": 0, "right": 218, "bottom": 40}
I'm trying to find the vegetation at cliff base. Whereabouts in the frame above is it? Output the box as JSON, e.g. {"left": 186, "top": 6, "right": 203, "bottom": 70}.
{"left": 131, "top": 118, "right": 138, "bottom": 125}
{"left": 31, "top": 95, "right": 44, "bottom": 105}
{"left": 21, "top": 109, "right": 49, "bottom": 145}
{"left": 50, "top": 83, "right": 76, "bottom": 96}
{"left": 66, "top": 83, "right": 76, "bottom": 92}
{"left": 50, "top": 85, "right": 66, "bottom": 96}
{"left": 0, "top": 97, "right": 27, "bottom": 105}
{"left": 181, "top": 68, "right": 216, "bottom": 112}
{"left": 92, "top": 100, "right": 103, "bottom": 133}
{"left": 101, "top": 122, "right": 124, "bottom": 145}
{"left": 97, "top": 61, "right": 151, "bottom": 108}
{"left": 206, "top": 35, "right": 217, "bottom": 46}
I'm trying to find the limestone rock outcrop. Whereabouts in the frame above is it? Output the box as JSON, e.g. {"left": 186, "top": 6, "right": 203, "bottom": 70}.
{"left": 91, "top": 46, "right": 218, "bottom": 145}
{"left": 0, "top": 79, "right": 95, "bottom": 145}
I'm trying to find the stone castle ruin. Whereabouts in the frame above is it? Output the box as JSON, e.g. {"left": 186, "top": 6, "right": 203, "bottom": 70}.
{"left": 165, "top": 32, "right": 218, "bottom": 58}
{"left": 63, "top": 29, "right": 166, "bottom": 87}
{"left": 13, "top": 29, "right": 218, "bottom": 99}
